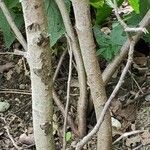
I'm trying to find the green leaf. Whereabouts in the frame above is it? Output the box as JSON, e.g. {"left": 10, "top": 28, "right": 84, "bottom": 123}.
{"left": 93, "top": 26, "right": 110, "bottom": 46}
{"left": 105, "top": 0, "right": 115, "bottom": 8}
{"left": 110, "top": 24, "right": 127, "bottom": 45}
{"left": 5, "top": 0, "right": 19, "bottom": 8}
{"left": 65, "top": 132, "right": 72, "bottom": 142}
{"left": 94, "top": 0, "right": 124, "bottom": 24}
{"left": 95, "top": 4, "right": 112, "bottom": 24}
{"left": 45, "top": 0, "right": 70, "bottom": 46}
{"left": 90, "top": 0, "right": 104, "bottom": 8}
{"left": 0, "top": 10, "right": 24, "bottom": 48}
{"left": 97, "top": 47, "right": 111, "bottom": 60}
{"left": 128, "top": 0, "right": 140, "bottom": 14}
{"left": 126, "top": 0, "right": 150, "bottom": 26}
{"left": 93, "top": 24, "right": 127, "bottom": 61}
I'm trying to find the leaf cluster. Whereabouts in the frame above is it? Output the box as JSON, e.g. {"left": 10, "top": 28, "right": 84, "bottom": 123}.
{"left": 0, "top": 0, "right": 150, "bottom": 60}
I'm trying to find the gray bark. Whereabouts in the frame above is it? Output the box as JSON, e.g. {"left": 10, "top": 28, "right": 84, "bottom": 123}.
{"left": 21, "top": 0, "right": 55, "bottom": 149}
{"left": 72, "top": 0, "right": 112, "bottom": 149}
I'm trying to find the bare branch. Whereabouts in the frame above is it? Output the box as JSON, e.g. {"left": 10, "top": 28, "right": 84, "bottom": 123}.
{"left": 53, "top": 49, "right": 67, "bottom": 82}
{"left": 63, "top": 35, "right": 73, "bottom": 150}
{"left": 0, "top": 90, "right": 31, "bottom": 95}
{"left": 113, "top": 130, "right": 145, "bottom": 144}
{"left": 102, "top": 9, "right": 150, "bottom": 84}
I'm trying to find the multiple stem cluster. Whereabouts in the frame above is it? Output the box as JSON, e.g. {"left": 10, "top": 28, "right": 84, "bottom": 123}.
{"left": 0, "top": 0, "right": 150, "bottom": 150}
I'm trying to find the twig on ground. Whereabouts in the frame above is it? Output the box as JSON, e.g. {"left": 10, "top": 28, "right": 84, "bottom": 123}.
{"left": 0, "top": 63, "right": 14, "bottom": 73}
{"left": 0, "top": 90, "right": 31, "bottom": 95}
{"left": 0, "top": 117, "right": 22, "bottom": 150}
{"left": 63, "top": 34, "right": 73, "bottom": 150}
{"left": 75, "top": 1, "right": 148, "bottom": 149}
{"left": 133, "top": 144, "right": 143, "bottom": 150}
{"left": 124, "top": 91, "right": 150, "bottom": 107}
{"left": 113, "top": 130, "right": 145, "bottom": 144}
{"left": 128, "top": 70, "right": 144, "bottom": 93}
{"left": 15, "top": 100, "right": 31, "bottom": 114}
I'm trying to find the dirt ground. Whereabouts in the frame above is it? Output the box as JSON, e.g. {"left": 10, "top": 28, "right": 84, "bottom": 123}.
{"left": 0, "top": 33, "right": 150, "bottom": 149}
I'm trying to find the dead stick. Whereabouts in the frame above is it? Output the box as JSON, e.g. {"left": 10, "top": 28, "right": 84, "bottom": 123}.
{"left": 63, "top": 35, "right": 73, "bottom": 150}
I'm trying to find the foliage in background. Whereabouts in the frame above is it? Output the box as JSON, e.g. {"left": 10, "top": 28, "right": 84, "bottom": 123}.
{"left": 0, "top": 0, "right": 70, "bottom": 48}
{"left": 0, "top": 0, "right": 24, "bottom": 48}
{"left": 90, "top": 0, "right": 104, "bottom": 8}
{"left": 93, "top": 0, "right": 150, "bottom": 60}
{"left": 94, "top": 25, "right": 127, "bottom": 60}
{"left": 128, "top": 0, "right": 139, "bottom": 14}
{"left": 45, "top": 0, "right": 70, "bottom": 47}
{"left": 0, "top": 0, "right": 149, "bottom": 59}
{"left": 90, "top": 0, "right": 124, "bottom": 24}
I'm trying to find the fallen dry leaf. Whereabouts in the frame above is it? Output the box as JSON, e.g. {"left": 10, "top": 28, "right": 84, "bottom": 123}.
{"left": 140, "top": 131, "right": 150, "bottom": 146}
{"left": 19, "top": 133, "right": 35, "bottom": 145}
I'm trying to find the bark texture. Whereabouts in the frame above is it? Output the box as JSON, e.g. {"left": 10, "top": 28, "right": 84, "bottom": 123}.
{"left": 72, "top": 0, "right": 112, "bottom": 149}
{"left": 21, "top": 0, "right": 55, "bottom": 150}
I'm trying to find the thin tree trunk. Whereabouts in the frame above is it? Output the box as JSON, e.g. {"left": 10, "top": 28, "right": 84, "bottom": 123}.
{"left": 21, "top": 0, "right": 55, "bottom": 149}
{"left": 55, "top": 0, "right": 87, "bottom": 137}
{"left": 72, "top": 0, "right": 112, "bottom": 149}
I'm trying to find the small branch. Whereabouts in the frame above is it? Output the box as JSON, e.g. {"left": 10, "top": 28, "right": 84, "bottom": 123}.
{"left": 133, "top": 144, "right": 143, "bottom": 150}
{"left": 113, "top": 130, "right": 145, "bottom": 144}
{"left": 14, "top": 49, "right": 27, "bottom": 57}
{"left": 52, "top": 89, "right": 79, "bottom": 136}
{"left": 0, "top": 1, "right": 27, "bottom": 51}
{"left": 102, "top": 9, "right": 150, "bottom": 85}
{"left": 63, "top": 35, "right": 73, "bottom": 150}
{"left": 0, "top": 52, "right": 16, "bottom": 55}
{"left": 52, "top": 46, "right": 78, "bottom": 135}
{"left": 128, "top": 70, "right": 143, "bottom": 93}
{"left": 0, "top": 50, "right": 27, "bottom": 58}
{"left": 113, "top": 0, "right": 148, "bottom": 34}
{"left": 53, "top": 49, "right": 67, "bottom": 82}
{"left": 125, "top": 27, "right": 149, "bottom": 33}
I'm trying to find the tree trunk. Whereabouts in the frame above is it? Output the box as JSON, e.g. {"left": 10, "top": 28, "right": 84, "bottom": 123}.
{"left": 21, "top": 0, "right": 55, "bottom": 150}
{"left": 72, "top": 0, "right": 112, "bottom": 149}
